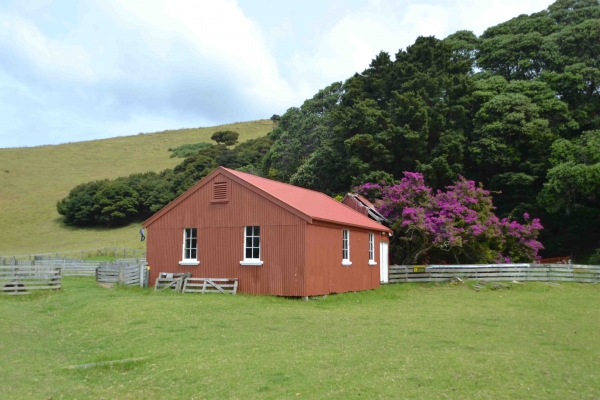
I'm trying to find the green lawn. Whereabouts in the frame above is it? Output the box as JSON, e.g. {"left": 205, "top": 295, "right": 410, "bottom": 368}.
{"left": 0, "top": 120, "right": 273, "bottom": 256}
{"left": 1, "top": 280, "right": 598, "bottom": 399}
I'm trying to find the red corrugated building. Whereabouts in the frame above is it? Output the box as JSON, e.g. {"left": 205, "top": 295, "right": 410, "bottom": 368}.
{"left": 143, "top": 167, "right": 392, "bottom": 296}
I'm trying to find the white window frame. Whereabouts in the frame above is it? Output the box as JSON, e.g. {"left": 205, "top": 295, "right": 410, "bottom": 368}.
{"left": 369, "top": 233, "right": 377, "bottom": 265}
{"left": 179, "top": 228, "right": 199, "bottom": 266}
{"left": 240, "top": 226, "right": 263, "bottom": 266}
{"left": 342, "top": 229, "right": 352, "bottom": 266}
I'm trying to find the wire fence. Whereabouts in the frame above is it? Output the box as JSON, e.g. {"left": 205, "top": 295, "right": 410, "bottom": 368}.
{"left": 0, "top": 247, "right": 146, "bottom": 263}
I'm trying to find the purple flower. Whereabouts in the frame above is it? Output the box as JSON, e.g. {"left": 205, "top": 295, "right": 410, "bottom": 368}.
{"left": 357, "top": 172, "right": 545, "bottom": 263}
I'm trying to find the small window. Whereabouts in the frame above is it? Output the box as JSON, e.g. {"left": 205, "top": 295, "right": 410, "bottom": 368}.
{"left": 342, "top": 230, "right": 351, "bottom": 265}
{"left": 180, "top": 228, "right": 199, "bottom": 265}
{"left": 241, "top": 226, "right": 263, "bottom": 266}
{"left": 212, "top": 181, "right": 228, "bottom": 202}
{"left": 369, "top": 233, "right": 377, "bottom": 265}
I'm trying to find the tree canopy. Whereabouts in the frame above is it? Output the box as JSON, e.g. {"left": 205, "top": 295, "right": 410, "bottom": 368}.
{"left": 259, "top": 0, "right": 600, "bottom": 261}
{"left": 58, "top": 0, "right": 600, "bottom": 261}
{"left": 210, "top": 130, "right": 239, "bottom": 146}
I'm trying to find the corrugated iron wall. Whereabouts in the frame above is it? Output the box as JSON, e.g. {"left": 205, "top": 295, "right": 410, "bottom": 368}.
{"left": 341, "top": 195, "right": 369, "bottom": 217}
{"left": 146, "top": 173, "right": 306, "bottom": 296}
{"left": 304, "top": 222, "right": 384, "bottom": 296}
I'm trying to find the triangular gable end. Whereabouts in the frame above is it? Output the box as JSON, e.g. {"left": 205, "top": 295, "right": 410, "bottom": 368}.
{"left": 142, "top": 167, "right": 313, "bottom": 229}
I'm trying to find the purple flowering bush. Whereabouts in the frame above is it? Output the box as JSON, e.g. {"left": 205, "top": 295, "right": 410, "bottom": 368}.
{"left": 354, "top": 172, "right": 543, "bottom": 265}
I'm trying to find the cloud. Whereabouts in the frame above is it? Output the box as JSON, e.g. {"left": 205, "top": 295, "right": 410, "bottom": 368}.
{"left": 0, "top": 0, "right": 555, "bottom": 147}
{"left": 0, "top": 0, "right": 296, "bottom": 147}
{"left": 285, "top": 0, "right": 553, "bottom": 91}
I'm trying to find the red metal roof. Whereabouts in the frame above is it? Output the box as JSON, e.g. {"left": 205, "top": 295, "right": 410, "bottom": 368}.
{"left": 356, "top": 194, "right": 376, "bottom": 209}
{"left": 225, "top": 168, "right": 391, "bottom": 232}
{"left": 144, "top": 166, "right": 391, "bottom": 233}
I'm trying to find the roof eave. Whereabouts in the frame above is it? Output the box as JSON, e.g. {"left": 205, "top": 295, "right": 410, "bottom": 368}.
{"left": 312, "top": 217, "right": 392, "bottom": 233}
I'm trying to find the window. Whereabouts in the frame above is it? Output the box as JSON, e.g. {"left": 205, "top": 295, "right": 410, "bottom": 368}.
{"left": 369, "top": 233, "right": 377, "bottom": 265}
{"left": 180, "top": 228, "right": 199, "bottom": 266}
{"left": 240, "top": 226, "right": 263, "bottom": 266}
{"left": 342, "top": 229, "right": 352, "bottom": 265}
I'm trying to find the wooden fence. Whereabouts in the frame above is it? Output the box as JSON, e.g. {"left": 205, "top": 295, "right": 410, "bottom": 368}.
{"left": 0, "top": 266, "right": 62, "bottom": 295}
{"left": 96, "top": 261, "right": 147, "bottom": 287}
{"left": 34, "top": 260, "right": 98, "bottom": 277}
{"left": 1, "top": 259, "right": 99, "bottom": 276}
{"left": 154, "top": 273, "right": 191, "bottom": 292}
{"left": 154, "top": 273, "right": 238, "bottom": 294}
{"left": 1, "top": 247, "right": 146, "bottom": 262}
{"left": 183, "top": 278, "right": 238, "bottom": 294}
{"left": 389, "top": 264, "right": 600, "bottom": 283}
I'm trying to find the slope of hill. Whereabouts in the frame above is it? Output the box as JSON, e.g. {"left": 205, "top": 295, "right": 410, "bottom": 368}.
{"left": 0, "top": 120, "right": 273, "bottom": 256}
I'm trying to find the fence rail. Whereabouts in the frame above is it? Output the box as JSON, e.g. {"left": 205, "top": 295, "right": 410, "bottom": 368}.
{"left": 1, "top": 259, "right": 99, "bottom": 276}
{"left": 0, "top": 266, "right": 62, "bottom": 295}
{"left": 96, "top": 261, "right": 147, "bottom": 287}
{"left": 183, "top": 278, "right": 238, "bottom": 294}
{"left": 0, "top": 247, "right": 146, "bottom": 262}
{"left": 389, "top": 264, "right": 600, "bottom": 283}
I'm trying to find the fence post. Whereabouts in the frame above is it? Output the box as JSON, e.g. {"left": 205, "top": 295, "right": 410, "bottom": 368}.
{"left": 139, "top": 263, "right": 144, "bottom": 288}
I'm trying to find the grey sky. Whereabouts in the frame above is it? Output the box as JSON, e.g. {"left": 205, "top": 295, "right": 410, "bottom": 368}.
{"left": 0, "top": 0, "right": 553, "bottom": 148}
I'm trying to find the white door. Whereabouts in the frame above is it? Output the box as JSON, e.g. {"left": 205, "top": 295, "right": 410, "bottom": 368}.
{"left": 380, "top": 242, "right": 389, "bottom": 283}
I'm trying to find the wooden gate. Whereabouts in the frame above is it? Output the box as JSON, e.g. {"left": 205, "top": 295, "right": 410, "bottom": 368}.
{"left": 182, "top": 278, "right": 238, "bottom": 294}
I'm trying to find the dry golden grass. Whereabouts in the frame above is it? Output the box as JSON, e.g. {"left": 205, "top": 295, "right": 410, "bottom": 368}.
{"left": 0, "top": 120, "right": 273, "bottom": 256}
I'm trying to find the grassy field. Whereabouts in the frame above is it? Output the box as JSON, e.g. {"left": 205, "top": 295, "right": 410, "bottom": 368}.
{"left": 0, "top": 120, "right": 273, "bottom": 256}
{"left": 1, "top": 279, "right": 598, "bottom": 399}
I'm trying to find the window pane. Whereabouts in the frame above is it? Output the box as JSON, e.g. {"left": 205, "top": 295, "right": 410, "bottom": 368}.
{"left": 185, "top": 248, "right": 190, "bottom": 259}
{"left": 191, "top": 228, "right": 197, "bottom": 238}
{"left": 253, "top": 248, "right": 260, "bottom": 259}
{"left": 246, "top": 226, "right": 252, "bottom": 236}
{"left": 246, "top": 248, "right": 252, "bottom": 259}
{"left": 254, "top": 226, "right": 260, "bottom": 236}
{"left": 190, "top": 248, "right": 197, "bottom": 259}
{"left": 246, "top": 237, "right": 252, "bottom": 247}
{"left": 253, "top": 237, "right": 260, "bottom": 247}
{"left": 191, "top": 238, "right": 197, "bottom": 248}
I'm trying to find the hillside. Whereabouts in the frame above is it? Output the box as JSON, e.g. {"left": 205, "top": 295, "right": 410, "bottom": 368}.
{"left": 0, "top": 120, "right": 273, "bottom": 256}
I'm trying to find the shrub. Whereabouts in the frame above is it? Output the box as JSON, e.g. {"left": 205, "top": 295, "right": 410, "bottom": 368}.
{"left": 589, "top": 249, "right": 600, "bottom": 265}
{"left": 355, "top": 172, "right": 544, "bottom": 264}
{"left": 211, "top": 130, "right": 239, "bottom": 146}
{"left": 169, "top": 142, "right": 212, "bottom": 158}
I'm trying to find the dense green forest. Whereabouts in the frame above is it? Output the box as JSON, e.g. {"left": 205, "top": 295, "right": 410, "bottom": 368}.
{"left": 58, "top": 0, "right": 600, "bottom": 261}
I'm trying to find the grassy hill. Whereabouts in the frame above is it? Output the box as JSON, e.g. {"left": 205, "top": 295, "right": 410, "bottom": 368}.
{"left": 0, "top": 120, "right": 273, "bottom": 256}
